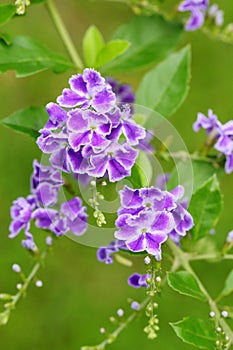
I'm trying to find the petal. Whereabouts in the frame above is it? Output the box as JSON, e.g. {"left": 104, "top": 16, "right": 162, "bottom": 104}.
{"left": 93, "top": 87, "right": 116, "bottom": 113}
{"left": 67, "top": 110, "right": 88, "bottom": 132}
{"left": 67, "top": 148, "right": 91, "bottom": 174}
{"left": 68, "top": 131, "right": 91, "bottom": 151}
{"left": 108, "top": 158, "right": 130, "bottom": 182}
{"left": 225, "top": 154, "right": 233, "bottom": 174}
{"left": 57, "top": 88, "right": 87, "bottom": 107}
{"left": 126, "top": 234, "right": 146, "bottom": 252}
{"left": 69, "top": 74, "right": 87, "bottom": 95}
{"left": 35, "top": 182, "right": 58, "bottom": 207}
{"left": 122, "top": 120, "right": 146, "bottom": 145}
{"left": 145, "top": 232, "right": 167, "bottom": 258}
{"left": 119, "top": 186, "right": 143, "bottom": 208}
{"left": 88, "top": 154, "right": 108, "bottom": 178}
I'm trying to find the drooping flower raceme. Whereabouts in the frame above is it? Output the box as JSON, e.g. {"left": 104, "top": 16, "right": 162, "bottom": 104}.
{"left": 9, "top": 160, "right": 87, "bottom": 249}
{"left": 193, "top": 109, "right": 233, "bottom": 174}
{"left": 37, "top": 69, "right": 146, "bottom": 182}
{"left": 114, "top": 185, "right": 194, "bottom": 260}
{"left": 178, "top": 0, "right": 209, "bottom": 31}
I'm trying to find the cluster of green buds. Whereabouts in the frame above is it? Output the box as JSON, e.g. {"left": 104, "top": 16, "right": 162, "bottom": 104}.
{"left": 89, "top": 180, "right": 107, "bottom": 227}
{"left": 143, "top": 255, "right": 162, "bottom": 339}
{"left": 15, "top": 0, "right": 30, "bottom": 15}
{"left": 215, "top": 325, "right": 230, "bottom": 350}
{"left": 144, "top": 302, "right": 159, "bottom": 339}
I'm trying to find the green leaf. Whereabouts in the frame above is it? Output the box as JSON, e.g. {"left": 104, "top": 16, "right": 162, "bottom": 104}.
{"left": 96, "top": 39, "right": 130, "bottom": 68}
{"left": 0, "top": 4, "right": 16, "bottom": 26}
{"left": 0, "top": 32, "right": 12, "bottom": 45}
{"left": 31, "top": 0, "right": 48, "bottom": 4}
{"left": 0, "top": 35, "right": 74, "bottom": 77}
{"left": 127, "top": 151, "right": 153, "bottom": 188}
{"left": 1, "top": 106, "right": 49, "bottom": 138}
{"left": 167, "top": 271, "right": 207, "bottom": 301}
{"left": 167, "top": 159, "right": 222, "bottom": 194}
{"left": 83, "top": 25, "right": 105, "bottom": 67}
{"left": 136, "top": 46, "right": 191, "bottom": 117}
{"left": 189, "top": 175, "right": 223, "bottom": 240}
{"left": 170, "top": 317, "right": 216, "bottom": 349}
{"left": 220, "top": 269, "right": 233, "bottom": 298}
{"left": 102, "top": 14, "right": 182, "bottom": 72}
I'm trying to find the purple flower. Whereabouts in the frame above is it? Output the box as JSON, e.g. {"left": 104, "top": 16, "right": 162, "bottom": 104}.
{"left": 115, "top": 185, "right": 193, "bottom": 259}
{"left": 97, "top": 240, "right": 127, "bottom": 264}
{"left": 57, "top": 69, "right": 116, "bottom": 113}
{"left": 9, "top": 160, "right": 88, "bottom": 248}
{"left": 9, "top": 195, "right": 36, "bottom": 239}
{"left": 88, "top": 142, "right": 138, "bottom": 182}
{"left": 106, "top": 77, "right": 135, "bottom": 105}
{"left": 31, "top": 159, "right": 63, "bottom": 207}
{"left": 128, "top": 273, "right": 151, "bottom": 288}
{"left": 37, "top": 70, "right": 146, "bottom": 183}
{"left": 179, "top": 0, "right": 209, "bottom": 31}
{"left": 67, "top": 109, "right": 111, "bottom": 152}
{"left": 193, "top": 109, "right": 222, "bottom": 135}
{"left": 60, "top": 198, "right": 87, "bottom": 236}
{"left": 193, "top": 110, "right": 233, "bottom": 174}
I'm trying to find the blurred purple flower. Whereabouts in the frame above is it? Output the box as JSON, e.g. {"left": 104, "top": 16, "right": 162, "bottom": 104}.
{"left": 179, "top": 0, "right": 209, "bottom": 31}
{"left": 106, "top": 77, "right": 135, "bottom": 105}
{"left": 128, "top": 273, "right": 151, "bottom": 288}
{"left": 193, "top": 109, "right": 233, "bottom": 174}
{"left": 97, "top": 240, "right": 127, "bottom": 264}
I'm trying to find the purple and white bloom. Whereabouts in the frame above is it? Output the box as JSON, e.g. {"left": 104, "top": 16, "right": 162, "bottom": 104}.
{"left": 37, "top": 69, "right": 146, "bottom": 183}
{"left": 179, "top": 0, "right": 209, "bottom": 31}
{"left": 67, "top": 109, "right": 111, "bottom": 152}
{"left": 106, "top": 77, "right": 135, "bottom": 105}
{"left": 60, "top": 197, "right": 87, "bottom": 236}
{"left": 9, "top": 159, "right": 88, "bottom": 248}
{"left": 9, "top": 195, "right": 36, "bottom": 239}
{"left": 115, "top": 185, "right": 193, "bottom": 259}
{"left": 193, "top": 110, "right": 233, "bottom": 174}
{"left": 44, "top": 103, "right": 68, "bottom": 131}
{"left": 31, "top": 160, "right": 63, "bottom": 207}
{"left": 193, "top": 109, "right": 222, "bottom": 135}
{"left": 97, "top": 240, "right": 127, "bottom": 264}
{"left": 57, "top": 69, "right": 116, "bottom": 113}
{"left": 128, "top": 273, "right": 151, "bottom": 288}
{"left": 88, "top": 142, "right": 138, "bottom": 182}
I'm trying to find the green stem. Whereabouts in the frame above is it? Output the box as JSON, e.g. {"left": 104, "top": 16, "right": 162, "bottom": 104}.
{"left": 6, "top": 250, "right": 47, "bottom": 318}
{"left": 81, "top": 297, "right": 150, "bottom": 350}
{"left": 161, "top": 150, "right": 219, "bottom": 165}
{"left": 188, "top": 253, "right": 233, "bottom": 261}
{"left": 45, "top": 0, "right": 84, "bottom": 69}
{"left": 168, "top": 240, "right": 233, "bottom": 347}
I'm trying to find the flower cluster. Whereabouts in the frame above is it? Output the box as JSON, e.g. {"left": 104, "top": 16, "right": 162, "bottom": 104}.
{"left": 114, "top": 185, "right": 194, "bottom": 260}
{"left": 178, "top": 0, "right": 209, "bottom": 31}
{"left": 193, "top": 109, "right": 233, "bottom": 173}
{"left": 37, "top": 69, "right": 146, "bottom": 182}
{"left": 9, "top": 160, "right": 87, "bottom": 249}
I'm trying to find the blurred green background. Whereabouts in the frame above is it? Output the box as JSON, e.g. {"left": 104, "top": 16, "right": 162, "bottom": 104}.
{"left": 0, "top": 1, "right": 233, "bottom": 349}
